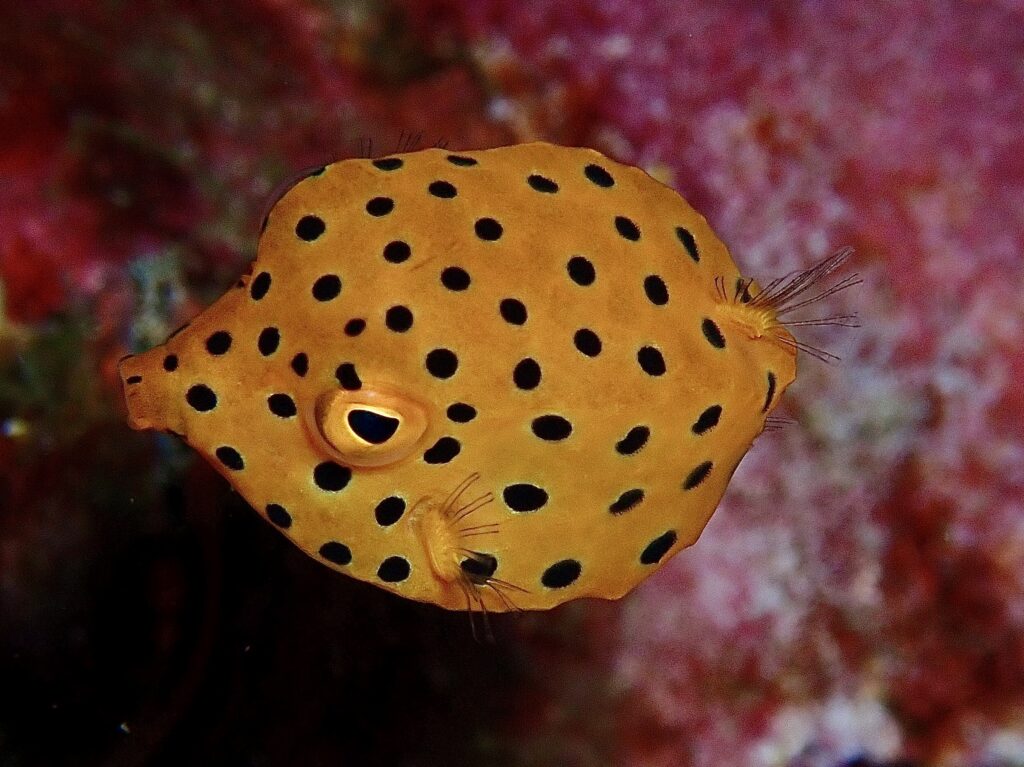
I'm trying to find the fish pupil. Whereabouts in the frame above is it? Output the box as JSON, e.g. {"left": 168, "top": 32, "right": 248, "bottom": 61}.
{"left": 347, "top": 409, "right": 400, "bottom": 444}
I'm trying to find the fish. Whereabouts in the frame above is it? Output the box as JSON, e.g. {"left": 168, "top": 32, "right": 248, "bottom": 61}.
{"left": 118, "top": 142, "right": 857, "bottom": 615}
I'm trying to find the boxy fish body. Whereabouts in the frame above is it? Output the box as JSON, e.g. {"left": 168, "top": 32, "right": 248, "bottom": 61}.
{"left": 119, "top": 142, "right": 801, "bottom": 613}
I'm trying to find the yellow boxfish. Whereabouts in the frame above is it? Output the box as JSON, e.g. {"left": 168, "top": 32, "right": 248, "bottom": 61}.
{"left": 118, "top": 142, "right": 856, "bottom": 615}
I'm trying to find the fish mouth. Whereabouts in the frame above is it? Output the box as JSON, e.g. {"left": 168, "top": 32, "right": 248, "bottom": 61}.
{"left": 118, "top": 355, "right": 154, "bottom": 430}
{"left": 117, "top": 350, "right": 181, "bottom": 433}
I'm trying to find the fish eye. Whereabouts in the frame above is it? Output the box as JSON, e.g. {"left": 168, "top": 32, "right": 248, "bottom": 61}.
{"left": 309, "top": 387, "right": 429, "bottom": 468}
{"left": 346, "top": 407, "right": 401, "bottom": 445}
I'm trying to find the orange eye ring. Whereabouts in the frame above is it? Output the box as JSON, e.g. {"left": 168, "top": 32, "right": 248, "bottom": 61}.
{"left": 305, "top": 386, "right": 429, "bottom": 468}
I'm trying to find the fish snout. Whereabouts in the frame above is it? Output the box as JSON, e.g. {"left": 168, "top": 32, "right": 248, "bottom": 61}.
{"left": 118, "top": 349, "right": 184, "bottom": 434}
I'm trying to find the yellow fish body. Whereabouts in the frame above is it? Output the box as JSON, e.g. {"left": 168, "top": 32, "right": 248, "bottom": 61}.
{"left": 119, "top": 142, "right": 801, "bottom": 613}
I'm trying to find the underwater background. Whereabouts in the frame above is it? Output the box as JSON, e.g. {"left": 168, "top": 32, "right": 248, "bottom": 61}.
{"left": 1, "top": 2, "right": 1022, "bottom": 766}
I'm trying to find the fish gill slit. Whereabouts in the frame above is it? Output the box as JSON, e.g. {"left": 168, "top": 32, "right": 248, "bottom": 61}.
{"left": 458, "top": 549, "right": 528, "bottom": 615}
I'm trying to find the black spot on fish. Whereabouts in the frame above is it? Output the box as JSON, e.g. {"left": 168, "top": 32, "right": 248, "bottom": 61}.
{"left": 372, "top": 157, "right": 402, "bottom": 171}
{"left": 383, "top": 240, "right": 411, "bottom": 264}
{"left": 644, "top": 275, "right": 668, "bottom": 305}
{"left": 702, "top": 318, "right": 726, "bottom": 349}
{"left": 216, "top": 446, "right": 244, "bottom": 471}
{"left": 186, "top": 384, "right": 217, "bottom": 412}
{"left": 500, "top": 298, "right": 527, "bottom": 325}
{"left": 513, "top": 358, "right": 541, "bottom": 390}
{"left": 378, "top": 556, "right": 410, "bottom": 582}
{"left": 314, "top": 461, "right": 351, "bottom": 492}
{"left": 615, "top": 215, "right": 641, "bottom": 241}
{"left": 474, "top": 217, "right": 503, "bottom": 241}
{"left": 615, "top": 426, "right": 649, "bottom": 455}
{"left": 366, "top": 196, "right": 394, "bottom": 216}
{"left": 441, "top": 267, "right": 471, "bottom": 291}
{"left": 637, "top": 346, "right": 666, "bottom": 376}
{"left": 692, "top": 405, "right": 722, "bottom": 435}
{"left": 640, "top": 530, "right": 677, "bottom": 565}
{"left": 527, "top": 174, "right": 559, "bottom": 193}
{"left": 584, "top": 164, "right": 614, "bottom": 187}
{"left": 375, "top": 496, "right": 406, "bottom": 526}
{"left": 531, "top": 415, "right": 572, "bottom": 441}
{"left": 266, "top": 504, "right": 291, "bottom": 528}
{"left": 206, "top": 331, "right": 232, "bottom": 356}
{"left": 423, "top": 437, "right": 461, "bottom": 464}
{"left": 428, "top": 180, "right": 457, "bottom": 198}
{"left": 573, "top": 328, "right": 602, "bottom": 357}
{"left": 312, "top": 274, "right": 342, "bottom": 301}
{"left": 320, "top": 541, "right": 352, "bottom": 564}
{"left": 296, "top": 215, "right": 325, "bottom": 241}
{"left": 290, "top": 353, "right": 309, "bottom": 377}
{"left": 567, "top": 256, "right": 596, "bottom": 286}
{"left": 336, "top": 362, "right": 362, "bottom": 390}
{"left": 541, "top": 559, "right": 581, "bottom": 588}
{"left": 257, "top": 327, "right": 280, "bottom": 356}
{"left": 683, "top": 461, "right": 713, "bottom": 490}
{"left": 425, "top": 348, "right": 458, "bottom": 379}
{"left": 676, "top": 226, "right": 699, "bottom": 262}
{"left": 609, "top": 489, "right": 644, "bottom": 514}
{"left": 447, "top": 403, "right": 477, "bottom": 423}
{"left": 503, "top": 483, "right": 548, "bottom": 512}
{"left": 250, "top": 272, "right": 271, "bottom": 300}
{"left": 267, "top": 393, "right": 297, "bottom": 418}
{"left": 385, "top": 305, "right": 414, "bottom": 332}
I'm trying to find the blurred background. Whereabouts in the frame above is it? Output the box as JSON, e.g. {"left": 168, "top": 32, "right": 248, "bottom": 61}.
{"left": 1, "top": 2, "right": 1022, "bottom": 766}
